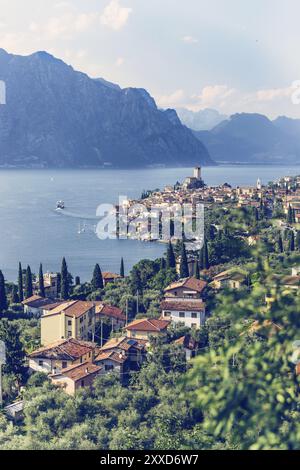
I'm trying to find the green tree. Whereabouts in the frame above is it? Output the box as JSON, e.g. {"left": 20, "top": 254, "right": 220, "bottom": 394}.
{"left": 287, "top": 205, "right": 295, "bottom": 224}
{"left": 92, "top": 264, "right": 104, "bottom": 290}
{"left": 277, "top": 233, "right": 284, "bottom": 253}
{"left": 61, "top": 258, "right": 70, "bottom": 299}
{"left": 25, "top": 265, "right": 33, "bottom": 299}
{"left": 288, "top": 231, "right": 295, "bottom": 252}
{"left": 18, "top": 262, "right": 23, "bottom": 303}
{"left": 166, "top": 242, "right": 176, "bottom": 269}
{"left": 38, "top": 264, "right": 45, "bottom": 297}
{"left": 194, "top": 261, "right": 200, "bottom": 280}
{"left": 201, "top": 239, "right": 210, "bottom": 270}
{"left": 0, "top": 271, "right": 8, "bottom": 314}
{"left": 0, "top": 319, "right": 25, "bottom": 378}
{"left": 120, "top": 258, "right": 125, "bottom": 278}
{"left": 185, "top": 268, "right": 300, "bottom": 450}
{"left": 180, "top": 243, "right": 189, "bottom": 278}
{"left": 11, "top": 285, "right": 19, "bottom": 304}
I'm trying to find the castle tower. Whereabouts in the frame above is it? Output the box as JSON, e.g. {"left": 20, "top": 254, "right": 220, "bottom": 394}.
{"left": 194, "top": 167, "right": 202, "bottom": 180}
{"left": 257, "top": 178, "right": 262, "bottom": 190}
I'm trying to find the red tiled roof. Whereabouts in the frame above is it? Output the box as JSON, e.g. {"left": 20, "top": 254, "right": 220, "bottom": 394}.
{"left": 100, "top": 336, "right": 147, "bottom": 353}
{"left": 22, "top": 295, "right": 62, "bottom": 309}
{"left": 28, "top": 338, "right": 97, "bottom": 361}
{"left": 102, "top": 272, "right": 122, "bottom": 280}
{"left": 174, "top": 335, "right": 198, "bottom": 350}
{"left": 96, "top": 350, "right": 127, "bottom": 364}
{"left": 161, "top": 300, "right": 205, "bottom": 312}
{"left": 126, "top": 318, "right": 170, "bottom": 332}
{"left": 52, "top": 362, "right": 102, "bottom": 382}
{"left": 46, "top": 301, "right": 94, "bottom": 319}
{"left": 164, "top": 277, "right": 207, "bottom": 293}
{"left": 96, "top": 304, "right": 125, "bottom": 321}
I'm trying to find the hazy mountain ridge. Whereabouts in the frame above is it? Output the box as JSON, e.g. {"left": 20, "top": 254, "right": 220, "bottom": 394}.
{"left": 176, "top": 108, "right": 228, "bottom": 131}
{"left": 0, "top": 49, "right": 213, "bottom": 168}
{"left": 193, "top": 113, "right": 300, "bottom": 164}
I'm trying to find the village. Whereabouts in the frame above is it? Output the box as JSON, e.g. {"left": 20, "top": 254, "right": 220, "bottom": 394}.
{"left": 1, "top": 170, "right": 300, "bottom": 440}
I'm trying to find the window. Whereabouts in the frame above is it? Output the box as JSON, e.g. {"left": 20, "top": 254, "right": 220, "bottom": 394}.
{"left": 68, "top": 331, "right": 72, "bottom": 338}
{"left": 62, "top": 361, "right": 68, "bottom": 369}
{"left": 191, "top": 312, "right": 198, "bottom": 319}
{"left": 81, "top": 380, "right": 85, "bottom": 387}
{"left": 38, "top": 360, "right": 43, "bottom": 367}
{"left": 105, "top": 364, "right": 114, "bottom": 372}
{"left": 191, "top": 323, "right": 197, "bottom": 329}
{"left": 164, "top": 311, "right": 171, "bottom": 317}
{"left": 179, "top": 312, "right": 185, "bottom": 318}
{"left": 68, "top": 320, "right": 72, "bottom": 326}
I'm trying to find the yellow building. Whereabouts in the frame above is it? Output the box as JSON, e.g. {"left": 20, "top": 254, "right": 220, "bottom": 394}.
{"left": 125, "top": 318, "right": 170, "bottom": 342}
{"left": 41, "top": 301, "right": 96, "bottom": 346}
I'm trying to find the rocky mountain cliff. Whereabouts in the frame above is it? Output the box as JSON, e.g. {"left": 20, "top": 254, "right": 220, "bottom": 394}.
{"left": 0, "top": 49, "right": 213, "bottom": 168}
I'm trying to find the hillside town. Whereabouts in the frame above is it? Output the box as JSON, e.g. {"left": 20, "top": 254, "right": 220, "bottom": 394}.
{"left": 1, "top": 171, "right": 300, "bottom": 449}
{"left": 117, "top": 167, "right": 300, "bottom": 243}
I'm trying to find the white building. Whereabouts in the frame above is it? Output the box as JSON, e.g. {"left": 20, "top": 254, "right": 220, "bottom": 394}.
{"left": 160, "top": 299, "right": 206, "bottom": 329}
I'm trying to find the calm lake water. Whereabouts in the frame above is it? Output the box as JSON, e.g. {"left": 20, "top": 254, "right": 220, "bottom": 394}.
{"left": 0, "top": 165, "right": 300, "bottom": 282}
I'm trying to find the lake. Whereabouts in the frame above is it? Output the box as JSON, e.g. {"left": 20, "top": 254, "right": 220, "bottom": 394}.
{"left": 0, "top": 165, "right": 300, "bottom": 282}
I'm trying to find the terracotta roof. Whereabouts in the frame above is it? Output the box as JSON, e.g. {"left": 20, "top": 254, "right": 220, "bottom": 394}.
{"left": 126, "top": 318, "right": 170, "bottom": 332}
{"left": 43, "top": 300, "right": 94, "bottom": 318}
{"left": 22, "top": 295, "right": 62, "bottom": 309}
{"left": 174, "top": 335, "right": 198, "bottom": 350}
{"left": 64, "top": 301, "right": 95, "bottom": 318}
{"left": 282, "top": 275, "right": 300, "bottom": 286}
{"left": 102, "top": 272, "right": 122, "bottom": 280}
{"left": 51, "top": 362, "right": 102, "bottom": 382}
{"left": 95, "top": 303, "right": 126, "bottom": 321}
{"left": 213, "top": 270, "right": 245, "bottom": 282}
{"left": 96, "top": 350, "right": 127, "bottom": 364}
{"left": 161, "top": 300, "right": 205, "bottom": 312}
{"left": 164, "top": 277, "right": 207, "bottom": 293}
{"left": 28, "top": 338, "right": 97, "bottom": 361}
{"left": 100, "top": 336, "right": 147, "bottom": 352}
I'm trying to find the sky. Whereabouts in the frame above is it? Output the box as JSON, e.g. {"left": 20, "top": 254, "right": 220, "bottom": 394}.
{"left": 1, "top": 0, "right": 300, "bottom": 118}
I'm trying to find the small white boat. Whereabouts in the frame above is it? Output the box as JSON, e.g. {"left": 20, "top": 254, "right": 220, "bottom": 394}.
{"left": 56, "top": 201, "right": 65, "bottom": 210}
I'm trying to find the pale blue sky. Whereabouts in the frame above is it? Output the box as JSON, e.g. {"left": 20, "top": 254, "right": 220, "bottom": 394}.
{"left": 0, "top": 0, "right": 300, "bottom": 117}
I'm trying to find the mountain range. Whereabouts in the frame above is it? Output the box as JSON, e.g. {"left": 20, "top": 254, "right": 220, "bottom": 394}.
{"left": 193, "top": 113, "right": 300, "bottom": 164}
{"left": 0, "top": 49, "right": 213, "bottom": 168}
{"left": 176, "top": 108, "right": 227, "bottom": 131}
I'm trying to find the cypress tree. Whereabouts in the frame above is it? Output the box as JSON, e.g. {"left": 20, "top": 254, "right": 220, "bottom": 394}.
{"left": 288, "top": 231, "right": 295, "bottom": 252}
{"left": 0, "top": 270, "right": 8, "bottom": 313}
{"left": 12, "top": 285, "right": 19, "bottom": 304}
{"left": 202, "top": 239, "right": 210, "bottom": 270}
{"left": 277, "top": 233, "right": 284, "bottom": 253}
{"left": 38, "top": 263, "right": 45, "bottom": 297}
{"left": 25, "top": 265, "right": 33, "bottom": 299}
{"left": 180, "top": 243, "right": 189, "bottom": 278}
{"left": 92, "top": 264, "right": 104, "bottom": 290}
{"left": 160, "top": 257, "right": 166, "bottom": 271}
{"left": 18, "top": 262, "right": 24, "bottom": 303}
{"left": 287, "top": 205, "right": 295, "bottom": 224}
{"left": 166, "top": 242, "right": 176, "bottom": 269}
{"left": 61, "top": 257, "right": 70, "bottom": 299}
{"left": 195, "top": 261, "right": 200, "bottom": 280}
{"left": 120, "top": 258, "right": 125, "bottom": 278}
